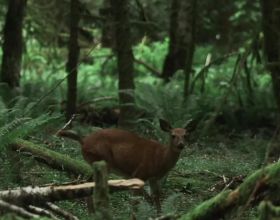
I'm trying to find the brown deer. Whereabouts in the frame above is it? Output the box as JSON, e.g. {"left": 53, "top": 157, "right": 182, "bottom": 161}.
{"left": 57, "top": 119, "right": 192, "bottom": 211}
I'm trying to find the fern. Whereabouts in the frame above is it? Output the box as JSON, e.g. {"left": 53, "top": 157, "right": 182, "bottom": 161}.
{"left": 136, "top": 82, "right": 192, "bottom": 127}
{"left": 0, "top": 114, "right": 59, "bottom": 149}
{"left": 0, "top": 97, "right": 61, "bottom": 149}
{"left": 0, "top": 117, "right": 31, "bottom": 139}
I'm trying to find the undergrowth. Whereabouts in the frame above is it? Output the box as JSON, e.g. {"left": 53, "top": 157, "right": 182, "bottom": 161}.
{"left": 0, "top": 39, "right": 276, "bottom": 219}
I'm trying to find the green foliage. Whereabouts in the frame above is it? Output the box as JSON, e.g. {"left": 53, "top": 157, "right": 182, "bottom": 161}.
{"left": 136, "top": 82, "right": 185, "bottom": 123}
{"left": 17, "top": 36, "right": 276, "bottom": 134}
{"left": 161, "top": 193, "right": 183, "bottom": 215}
{"left": 0, "top": 95, "right": 62, "bottom": 191}
{"left": 0, "top": 1, "right": 273, "bottom": 219}
{"left": 134, "top": 38, "right": 168, "bottom": 77}
{"left": 0, "top": 0, "right": 6, "bottom": 33}
{"left": 259, "top": 201, "right": 280, "bottom": 220}
{"left": 132, "top": 198, "right": 156, "bottom": 220}
{"left": 0, "top": 114, "right": 58, "bottom": 148}
{"left": 0, "top": 97, "right": 60, "bottom": 149}
{"left": 230, "top": 1, "right": 261, "bottom": 32}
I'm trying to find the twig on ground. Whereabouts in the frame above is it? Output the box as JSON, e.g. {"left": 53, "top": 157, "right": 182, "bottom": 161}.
{"left": 0, "top": 199, "right": 40, "bottom": 219}
{"left": 28, "top": 205, "right": 60, "bottom": 220}
{"left": 46, "top": 202, "right": 79, "bottom": 220}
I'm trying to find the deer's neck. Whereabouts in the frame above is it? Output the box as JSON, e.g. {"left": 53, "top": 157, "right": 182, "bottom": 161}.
{"left": 161, "top": 145, "right": 181, "bottom": 171}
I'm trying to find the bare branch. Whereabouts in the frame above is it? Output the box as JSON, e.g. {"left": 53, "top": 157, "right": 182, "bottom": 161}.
{"left": 0, "top": 199, "right": 40, "bottom": 219}
{"left": 46, "top": 202, "right": 79, "bottom": 220}
{"left": 28, "top": 205, "right": 60, "bottom": 220}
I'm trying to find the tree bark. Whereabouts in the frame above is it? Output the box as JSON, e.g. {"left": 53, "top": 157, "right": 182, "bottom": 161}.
{"left": 93, "top": 161, "right": 112, "bottom": 219}
{"left": 0, "top": 0, "right": 26, "bottom": 89}
{"left": 110, "top": 0, "right": 136, "bottom": 130}
{"left": 66, "top": 0, "right": 81, "bottom": 121}
{"left": 260, "top": 0, "right": 280, "bottom": 113}
{"left": 162, "top": 0, "right": 197, "bottom": 85}
{"left": 100, "top": 0, "right": 114, "bottom": 48}
{"left": 0, "top": 179, "right": 144, "bottom": 207}
{"left": 183, "top": 0, "right": 197, "bottom": 98}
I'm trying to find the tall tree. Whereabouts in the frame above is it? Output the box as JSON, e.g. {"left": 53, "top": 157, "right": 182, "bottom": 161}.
{"left": 0, "top": 0, "right": 26, "bottom": 89}
{"left": 0, "top": 0, "right": 26, "bottom": 184}
{"left": 260, "top": 0, "right": 280, "bottom": 112}
{"left": 110, "top": 0, "right": 135, "bottom": 129}
{"left": 183, "top": 0, "right": 197, "bottom": 98}
{"left": 100, "top": 0, "right": 114, "bottom": 47}
{"left": 66, "top": 0, "right": 81, "bottom": 121}
{"left": 162, "top": 0, "right": 197, "bottom": 86}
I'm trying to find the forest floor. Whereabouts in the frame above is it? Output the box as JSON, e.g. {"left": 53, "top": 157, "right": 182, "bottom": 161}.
{"left": 0, "top": 125, "right": 273, "bottom": 220}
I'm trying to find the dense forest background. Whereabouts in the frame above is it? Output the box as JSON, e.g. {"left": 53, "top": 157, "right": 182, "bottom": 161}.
{"left": 0, "top": 0, "right": 280, "bottom": 219}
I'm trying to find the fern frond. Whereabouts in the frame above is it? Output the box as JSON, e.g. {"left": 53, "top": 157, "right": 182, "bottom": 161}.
{"left": 0, "top": 117, "right": 31, "bottom": 138}
{"left": 0, "top": 114, "right": 60, "bottom": 149}
{"left": 136, "top": 83, "right": 191, "bottom": 127}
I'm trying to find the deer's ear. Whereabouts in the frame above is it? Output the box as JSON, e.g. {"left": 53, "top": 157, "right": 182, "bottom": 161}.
{"left": 159, "top": 119, "right": 172, "bottom": 132}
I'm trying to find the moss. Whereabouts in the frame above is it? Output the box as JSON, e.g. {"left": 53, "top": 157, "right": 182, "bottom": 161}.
{"left": 179, "top": 190, "right": 231, "bottom": 220}
{"left": 179, "top": 162, "right": 280, "bottom": 220}
{"left": 13, "top": 139, "right": 93, "bottom": 178}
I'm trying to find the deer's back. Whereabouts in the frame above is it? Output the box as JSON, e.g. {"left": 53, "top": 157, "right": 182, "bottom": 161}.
{"left": 82, "top": 128, "right": 167, "bottom": 180}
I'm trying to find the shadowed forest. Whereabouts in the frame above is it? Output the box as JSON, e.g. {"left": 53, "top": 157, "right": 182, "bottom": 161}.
{"left": 0, "top": 0, "right": 280, "bottom": 219}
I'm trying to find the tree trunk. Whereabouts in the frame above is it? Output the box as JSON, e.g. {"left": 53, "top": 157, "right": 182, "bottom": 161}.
{"left": 162, "top": 0, "right": 197, "bottom": 84}
{"left": 1, "top": 0, "right": 27, "bottom": 181}
{"left": 183, "top": 0, "right": 197, "bottom": 98}
{"left": 100, "top": 0, "right": 114, "bottom": 48}
{"left": 110, "top": 0, "right": 135, "bottom": 130}
{"left": 93, "top": 161, "right": 112, "bottom": 219}
{"left": 0, "top": 0, "right": 26, "bottom": 89}
{"left": 66, "top": 0, "right": 80, "bottom": 121}
{"left": 260, "top": 0, "right": 280, "bottom": 113}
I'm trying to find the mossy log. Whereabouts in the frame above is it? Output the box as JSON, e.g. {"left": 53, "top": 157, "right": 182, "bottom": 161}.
{"left": 179, "top": 162, "right": 280, "bottom": 220}
{"left": 259, "top": 201, "right": 280, "bottom": 220}
{"left": 12, "top": 138, "right": 93, "bottom": 178}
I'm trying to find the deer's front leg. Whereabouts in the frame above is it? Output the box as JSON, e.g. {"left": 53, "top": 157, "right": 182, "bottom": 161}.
{"left": 149, "top": 178, "right": 161, "bottom": 214}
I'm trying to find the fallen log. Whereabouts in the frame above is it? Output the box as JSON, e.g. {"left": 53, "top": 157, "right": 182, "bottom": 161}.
{"left": 0, "top": 179, "right": 144, "bottom": 207}
{"left": 11, "top": 139, "right": 93, "bottom": 178}
{"left": 179, "top": 162, "right": 280, "bottom": 220}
